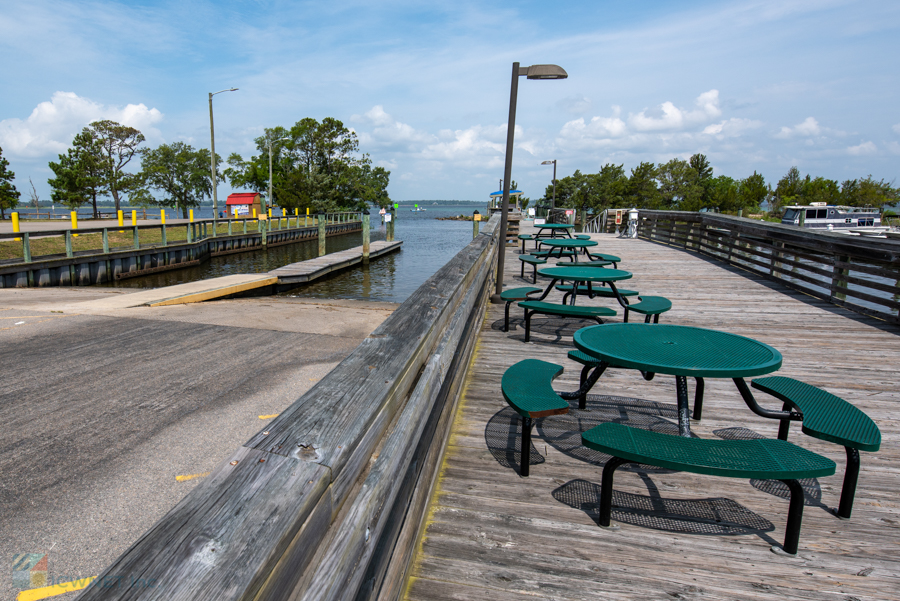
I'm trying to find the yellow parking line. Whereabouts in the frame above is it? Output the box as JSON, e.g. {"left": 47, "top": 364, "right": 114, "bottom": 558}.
{"left": 258, "top": 414, "right": 280, "bottom": 419}
{"left": 17, "top": 576, "right": 96, "bottom": 601}
{"left": 175, "top": 472, "right": 210, "bottom": 482}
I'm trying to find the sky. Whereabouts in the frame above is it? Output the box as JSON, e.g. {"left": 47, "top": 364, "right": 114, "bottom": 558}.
{"left": 1, "top": 0, "right": 899, "bottom": 203}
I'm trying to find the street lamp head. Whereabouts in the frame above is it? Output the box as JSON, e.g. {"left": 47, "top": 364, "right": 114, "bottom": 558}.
{"left": 541, "top": 160, "right": 556, "bottom": 165}
{"left": 521, "top": 64, "right": 567, "bottom": 80}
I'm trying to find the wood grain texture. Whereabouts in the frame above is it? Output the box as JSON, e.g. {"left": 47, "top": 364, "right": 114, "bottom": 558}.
{"left": 405, "top": 226, "right": 900, "bottom": 601}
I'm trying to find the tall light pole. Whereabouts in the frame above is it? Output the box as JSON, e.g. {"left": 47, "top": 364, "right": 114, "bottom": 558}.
{"left": 209, "top": 87, "right": 238, "bottom": 229}
{"left": 492, "top": 63, "right": 567, "bottom": 303}
{"left": 541, "top": 159, "right": 557, "bottom": 210}
{"left": 267, "top": 135, "right": 290, "bottom": 213}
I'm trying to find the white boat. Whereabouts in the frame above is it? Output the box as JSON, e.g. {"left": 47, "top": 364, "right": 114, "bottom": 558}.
{"left": 781, "top": 203, "right": 882, "bottom": 230}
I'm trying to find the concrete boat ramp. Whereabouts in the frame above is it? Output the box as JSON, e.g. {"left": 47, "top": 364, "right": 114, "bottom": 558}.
{"left": 68, "top": 241, "right": 402, "bottom": 310}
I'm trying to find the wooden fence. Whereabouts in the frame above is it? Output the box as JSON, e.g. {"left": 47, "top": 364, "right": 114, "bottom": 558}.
{"left": 76, "top": 216, "right": 500, "bottom": 601}
{"left": 631, "top": 210, "right": 900, "bottom": 324}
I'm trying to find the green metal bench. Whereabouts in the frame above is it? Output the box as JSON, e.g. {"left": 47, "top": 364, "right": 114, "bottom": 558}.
{"left": 556, "top": 284, "right": 639, "bottom": 305}
{"left": 517, "top": 233, "right": 535, "bottom": 253}
{"left": 574, "top": 234, "right": 591, "bottom": 240}
{"left": 501, "top": 359, "right": 569, "bottom": 476}
{"left": 518, "top": 254, "right": 546, "bottom": 283}
{"left": 532, "top": 249, "right": 577, "bottom": 260}
{"left": 589, "top": 253, "right": 621, "bottom": 268}
{"left": 623, "top": 296, "right": 672, "bottom": 323}
{"left": 499, "top": 286, "right": 541, "bottom": 332}
{"left": 558, "top": 259, "right": 612, "bottom": 268}
{"left": 750, "top": 376, "right": 881, "bottom": 519}
{"left": 582, "top": 422, "right": 836, "bottom": 555}
{"left": 518, "top": 301, "right": 616, "bottom": 342}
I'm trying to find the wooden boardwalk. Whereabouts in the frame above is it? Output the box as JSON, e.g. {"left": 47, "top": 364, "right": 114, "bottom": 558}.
{"left": 405, "top": 226, "right": 900, "bottom": 601}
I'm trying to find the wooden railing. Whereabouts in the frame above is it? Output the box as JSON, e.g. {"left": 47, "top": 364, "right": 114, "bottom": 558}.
{"left": 1, "top": 214, "right": 361, "bottom": 264}
{"left": 634, "top": 210, "right": 900, "bottom": 324}
{"left": 76, "top": 215, "right": 500, "bottom": 601}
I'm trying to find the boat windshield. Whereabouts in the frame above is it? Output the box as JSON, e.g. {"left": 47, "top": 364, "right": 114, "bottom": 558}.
{"left": 783, "top": 209, "right": 799, "bottom": 221}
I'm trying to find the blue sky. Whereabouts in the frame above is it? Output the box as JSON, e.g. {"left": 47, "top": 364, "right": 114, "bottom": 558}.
{"left": 1, "top": 0, "right": 898, "bottom": 203}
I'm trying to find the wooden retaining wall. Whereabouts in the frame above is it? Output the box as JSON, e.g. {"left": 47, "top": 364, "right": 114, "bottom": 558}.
{"left": 75, "top": 216, "right": 500, "bottom": 601}
{"left": 608, "top": 211, "right": 900, "bottom": 324}
{"left": 0, "top": 220, "right": 362, "bottom": 288}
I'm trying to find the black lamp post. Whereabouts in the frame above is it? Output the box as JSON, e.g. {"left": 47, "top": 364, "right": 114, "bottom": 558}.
{"left": 541, "top": 159, "right": 557, "bottom": 210}
{"left": 492, "top": 63, "right": 567, "bottom": 303}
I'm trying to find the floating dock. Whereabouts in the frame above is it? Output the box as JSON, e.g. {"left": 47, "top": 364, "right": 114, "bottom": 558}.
{"left": 269, "top": 240, "right": 402, "bottom": 285}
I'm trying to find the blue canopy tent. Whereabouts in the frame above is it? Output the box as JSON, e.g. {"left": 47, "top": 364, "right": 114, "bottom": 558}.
{"left": 489, "top": 189, "right": 524, "bottom": 215}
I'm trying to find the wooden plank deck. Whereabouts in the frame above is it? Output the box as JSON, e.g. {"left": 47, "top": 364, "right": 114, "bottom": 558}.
{"left": 404, "top": 226, "right": 900, "bottom": 601}
{"left": 269, "top": 240, "right": 402, "bottom": 284}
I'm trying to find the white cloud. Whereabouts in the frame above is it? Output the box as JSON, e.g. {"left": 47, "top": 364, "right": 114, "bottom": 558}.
{"left": 702, "top": 118, "right": 764, "bottom": 138}
{"left": 561, "top": 106, "right": 629, "bottom": 140}
{"left": 629, "top": 90, "right": 721, "bottom": 132}
{"left": 353, "top": 105, "right": 435, "bottom": 153}
{"left": 847, "top": 141, "right": 877, "bottom": 155}
{"left": 556, "top": 95, "right": 593, "bottom": 116}
{"left": 775, "top": 116, "right": 821, "bottom": 139}
{"left": 0, "top": 92, "right": 163, "bottom": 158}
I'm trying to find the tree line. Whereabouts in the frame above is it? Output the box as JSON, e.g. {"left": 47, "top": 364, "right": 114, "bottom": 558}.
{"left": 543, "top": 154, "right": 899, "bottom": 216}
{"left": 0, "top": 117, "right": 391, "bottom": 219}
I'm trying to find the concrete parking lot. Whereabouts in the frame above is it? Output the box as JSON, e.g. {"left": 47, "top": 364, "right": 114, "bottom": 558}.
{"left": 0, "top": 287, "right": 397, "bottom": 600}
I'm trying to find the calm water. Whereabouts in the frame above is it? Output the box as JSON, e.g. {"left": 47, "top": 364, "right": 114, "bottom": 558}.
{"left": 105, "top": 204, "right": 487, "bottom": 304}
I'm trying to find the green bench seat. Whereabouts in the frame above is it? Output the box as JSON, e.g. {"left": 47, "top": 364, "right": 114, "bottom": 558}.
{"left": 518, "top": 254, "right": 546, "bottom": 283}
{"left": 589, "top": 253, "right": 621, "bottom": 268}
{"left": 751, "top": 376, "right": 881, "bottom": 519}
{"left": 583, "top": 422, "right": 836, "bottom": 555}
{"left": 623, "top": 296, "right": 672, "bottom": 323}
{"left": 518, "top": 301, "right": 616, "bottom": 342}
{"left": 556, "top": 284, "right": 639, "bottom": 305}
{"left": 574, "top": 234, "right": 592, "bottom": 240}
{"left": 502, "top": 359, "right": 569, "bottom": 476}
{"left": 499, "top": 286, "right": 541, "bottom": 332}
{"left": 532, "top": 249, "right": 577, "bottom": 259}
{"left": 517, "top": 233, "right": 535, "bottom": 253}
{"left": 558, "top": 259, "right": 611, "bottom": 267}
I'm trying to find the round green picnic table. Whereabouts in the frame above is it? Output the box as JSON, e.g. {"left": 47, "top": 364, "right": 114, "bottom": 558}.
{"left": 574, "top": 323, "right": 783, "bottom": 436}
{"left": 535, "top": 266, "right": 632, "bottom": 305}
{"left": 534, "top": 223, "right": 574, "bottom": 243}
{"left": 539, "top": 238, "right": 598, "bottom": 261}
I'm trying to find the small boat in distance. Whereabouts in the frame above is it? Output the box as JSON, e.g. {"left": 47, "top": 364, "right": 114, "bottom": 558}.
{"left": 781, "top": 203, "right": 884, "bottom": 232}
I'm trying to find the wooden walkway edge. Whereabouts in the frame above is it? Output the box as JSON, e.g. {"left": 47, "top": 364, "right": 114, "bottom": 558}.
{"left": 404, "top": 226, "right": 900, "bottom": 601}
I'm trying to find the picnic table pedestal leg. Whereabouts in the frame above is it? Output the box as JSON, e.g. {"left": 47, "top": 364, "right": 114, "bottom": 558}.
{"left": 676, "top": 375, "right": 691, "bottom": 437}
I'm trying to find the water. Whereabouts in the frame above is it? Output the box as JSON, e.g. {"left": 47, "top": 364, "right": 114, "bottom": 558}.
{"left": 105, "top": 204, "right": 487, "bottom": 304}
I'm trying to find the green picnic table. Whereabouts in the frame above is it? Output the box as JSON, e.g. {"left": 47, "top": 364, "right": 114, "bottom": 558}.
{"left": 573, "top": 323, "right": 783, "bottom": 436}
{"left": 538, "top": 238, "right": 598, "bottom": 261}
{"left": 534, "top": 223, "right": 574, "bottom": 240}
{"left": 535, "top": 266, "right": 632, "bottom": 305}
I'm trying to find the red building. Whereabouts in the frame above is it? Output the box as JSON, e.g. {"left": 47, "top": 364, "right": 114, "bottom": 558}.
{"left": 225, "top": 192, "right": 262, "bottom": 219}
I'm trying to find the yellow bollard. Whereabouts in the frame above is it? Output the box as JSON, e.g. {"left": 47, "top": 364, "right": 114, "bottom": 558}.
{"left": 71, "top": 211, "right": 78, "bottom": 237}
{"left": 131, "top": 210, "right": 137, "bottom": 226}
{"left": 12, "top": 212, "right": 20, "bottom": 241}
{"left": 117, "top": 209, "right": 124, "bottom": 233}
{"left": 294, "top": 208, "right": 298, "bottom": 216}
{"left": 268, "top": 208, "right": 272, "bottom": 220}
{"left": 189, "top": 209, "right": 194, "bottom": 222}
{"left": 253, "top": 208, "right": 257, "bottom": 218}
{"left": 306, "top": 207, "right": 309, "bottom": 215}
{"left": 161, "top": 209, "right": 166, "bottom": 224}
{"left": 234, "top": 208, "right": 238, "bottom": 219}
